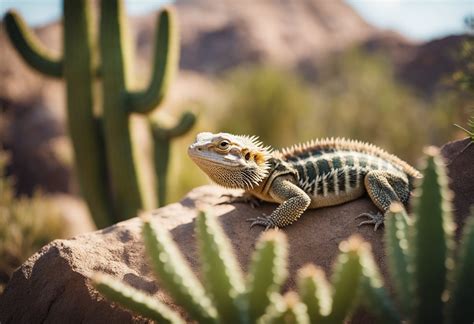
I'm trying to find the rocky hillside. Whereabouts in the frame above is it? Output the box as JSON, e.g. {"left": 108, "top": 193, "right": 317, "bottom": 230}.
{"left": 0, "top": 0, "right": 466, "bottom": 194}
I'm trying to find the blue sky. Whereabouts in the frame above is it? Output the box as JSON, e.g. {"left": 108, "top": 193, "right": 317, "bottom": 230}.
{"left": 0, "top": 0, "right": 472, "bottom": 41}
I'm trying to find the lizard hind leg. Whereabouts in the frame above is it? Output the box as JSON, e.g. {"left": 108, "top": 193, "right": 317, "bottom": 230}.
{"left": 357, "top": 170, "right": 410, "bottom": 231}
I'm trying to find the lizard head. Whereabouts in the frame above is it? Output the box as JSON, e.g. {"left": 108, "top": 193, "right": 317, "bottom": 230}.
{"left": 188, "top": 132, "right": 272, "bottom": 189}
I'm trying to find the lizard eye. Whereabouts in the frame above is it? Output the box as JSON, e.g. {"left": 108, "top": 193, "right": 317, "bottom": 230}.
{"left": 218, "top": 140, "right": 230, "bottom": 149}
{"left": 245, "top": 152, "right": 251, "bottom": 160}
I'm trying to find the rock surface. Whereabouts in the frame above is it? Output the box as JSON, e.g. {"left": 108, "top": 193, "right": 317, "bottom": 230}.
{"left": 1, "top": 138, "right": 473, "bottom": 323}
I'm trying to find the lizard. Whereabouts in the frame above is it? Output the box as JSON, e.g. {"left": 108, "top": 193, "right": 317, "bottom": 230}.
{"left": 188, "top": 132, "right": 422, "bottom": 231}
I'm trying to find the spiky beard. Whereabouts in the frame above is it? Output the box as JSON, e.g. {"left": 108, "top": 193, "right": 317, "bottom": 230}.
{"left": 193, "top": 159, "right": 270, "bottom": 189}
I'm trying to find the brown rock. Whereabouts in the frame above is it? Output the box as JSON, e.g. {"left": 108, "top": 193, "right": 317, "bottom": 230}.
{"left": 441, "top": 137, "right": 474, "bottom": 237}
{"left": 1, "top": 138, "right": 473, "bottom": 323}
{"left": 0, "top": 186, "right": 385, "bottom": 323}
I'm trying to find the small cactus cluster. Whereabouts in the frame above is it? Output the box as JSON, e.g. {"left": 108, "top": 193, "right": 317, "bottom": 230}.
{"left": 93, "top": 147, "right": 474, "bottom": 323}
{"left": 3, "top": 0, "right": 194, "bottom": 227}
{"left": 383, "top": 147, "right": 474, "bottom": 323}
{"left": 93, "top": 211, "right": 398, "bottom": 323}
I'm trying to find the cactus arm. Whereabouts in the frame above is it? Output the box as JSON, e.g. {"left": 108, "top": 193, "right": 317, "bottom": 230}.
{"left": 357, "top": 240, "right": 400, "bottom": 324}
{"left": 384, "top": 203, "right": 412, "bottom": 317}
{"left": 150, "top": 112, "right": 196, "bottom": 206}
{"left": 195, "top": 211, "right": 245, "bottom": 323}
{"left": 63, "top": 0, "right": 113, "bottom": 228}
{"left": 127, "top": 7, "right": 179, "bottom": 114}
{"left": 4, "top": 10, "right": 63, "bottom": 77}
{"left": 246, "top": 231, "right": 288, "bottom": 323}
{"left": 141, "top": 215, "right": 217, "bottom": 323}
{"left": 447, "top": 209, "right": 474, "bottom": 324}
{"left": 297, "top": 265, "right": 331, "bottom": 322}
{"left": 92, "top": 273, "right": 184, "bottom": 324}
{"left": 322, "top": 236, "right": 363, "bottom": 324}
{"left": 411, "top": 147, "right": 455, "bottom": 324}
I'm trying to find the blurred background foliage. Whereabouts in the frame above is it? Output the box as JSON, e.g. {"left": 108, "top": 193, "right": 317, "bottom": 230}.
{"left": 167, "top": 47, "right": 473, "bottom": 203}
{"left": 0, "top": 151, "right": 67, "bottom": 293}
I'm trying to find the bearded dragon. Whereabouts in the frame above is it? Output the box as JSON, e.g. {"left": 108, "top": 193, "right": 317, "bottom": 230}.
{"left": 188, "top": 132, "right": 421, "bottom": 230}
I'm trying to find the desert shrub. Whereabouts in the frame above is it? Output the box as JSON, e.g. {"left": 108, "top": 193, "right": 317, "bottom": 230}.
{"left": 214, "top": 50, "right": 467, "bottom": 164}
{"left": 217, "top": 65, "right": 315, "bottom": 147}
{"left": 0, "top": 151, "right": 66, "bottom": 293}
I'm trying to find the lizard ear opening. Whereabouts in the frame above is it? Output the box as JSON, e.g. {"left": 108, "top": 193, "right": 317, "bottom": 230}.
{"left": 253, "top": 151, "right": 267, "bottom": 165}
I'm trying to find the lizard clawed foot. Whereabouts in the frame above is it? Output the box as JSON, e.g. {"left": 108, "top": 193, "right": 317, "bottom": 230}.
{"left": 246, "top": 214, "right": 277, "bottom": 231}
{"left": 218, "top": 193, "right": 262, "bottom": 208}
{"left": 356, "top": 212, "right": 384, "bottom": 231}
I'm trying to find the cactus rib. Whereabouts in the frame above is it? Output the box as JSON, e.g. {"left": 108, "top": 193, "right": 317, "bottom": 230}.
{"left": 297, "top": 264, "right": 331, "bottom": 323}
{"left": 63, "top": 0, "right": 112, "bottom": 227}
{"left": 195, "top": 211, "right": 244, "bottom": 323}
{"left": 4, "top": 10, "right": 63, "bottom": 77}
{"left": 384, "top": 203, "right": 412, "bottom": 316}
{"left": 411, "top": 147, "right": 455, "bottom": 324}
{"left": 246, "top": 230, "right": 288, "bottom": 323}
{"left": 128, "top": 7, "right": 179, "bottom": 114}
{"left": 100, "top": 0, "right": 146, "bottom": 219}
{"left": 93, "top": 273, "right": 184, "bottom": 324}
{"left": 142, "top": 215, "right": 217, "bottom": 323}
{"left": 323, "top": 236, "right": 363, "bottom": 324}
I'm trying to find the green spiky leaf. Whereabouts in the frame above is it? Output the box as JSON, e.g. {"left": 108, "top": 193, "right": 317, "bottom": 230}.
{"left": 141, "top": 214, "right": 217, "bottom": 322}
{"left": 411, "top": 147, "right": 455, "bottom": 324}
{"left": 196, "top": 211, "right": 245, "bottom": 323}
{"left": 93, "top": 273, "right": 184, "bottom": 323}
{"left": 246, "top": 230, "right": 288, "bottom": 322}
{"left": 297, "top": 265, "right": 332, "bottom": 323}
{"left": 385, "top": 203, "right": 412, "bottom": 316}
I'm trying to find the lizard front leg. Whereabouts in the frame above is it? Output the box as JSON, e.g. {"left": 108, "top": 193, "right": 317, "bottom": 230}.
{"left": 357, "top": 170, "right": 410, "bottom": 231}
{"left": 248, "top": 176, "right": 311, "bottom": 230}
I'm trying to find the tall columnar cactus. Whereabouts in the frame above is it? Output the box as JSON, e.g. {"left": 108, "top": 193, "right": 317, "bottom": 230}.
{"left": 4, "top": 1, "right": 111, "bottom": 227}
{"left": 383, "top": 147, "right": 474, "bottom": 324}
{"left": 3, "top": 0, "right": 194, "bottom": 227}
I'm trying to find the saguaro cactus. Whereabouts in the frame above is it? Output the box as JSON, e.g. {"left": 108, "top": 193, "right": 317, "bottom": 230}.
{"left": 4, "top": 0, "right": 194, "bottom": 226}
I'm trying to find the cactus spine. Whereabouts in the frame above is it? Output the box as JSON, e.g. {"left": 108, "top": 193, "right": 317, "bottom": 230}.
{"left": 4, "top": 0, "right": 193, "bottom": 226}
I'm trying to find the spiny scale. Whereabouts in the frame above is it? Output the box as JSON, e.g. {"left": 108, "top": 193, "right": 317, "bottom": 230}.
{"left": 275, "top": 137, "right": 421, "bottom": 179}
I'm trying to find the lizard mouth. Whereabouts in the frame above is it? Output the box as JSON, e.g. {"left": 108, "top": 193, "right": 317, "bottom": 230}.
{"left": 187, "top": 147, "right": 242, "bottom": 168}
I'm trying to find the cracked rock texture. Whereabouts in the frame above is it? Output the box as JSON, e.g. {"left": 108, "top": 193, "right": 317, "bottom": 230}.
{"left": 0, "top": 138, "right": 473, "bottom": 323}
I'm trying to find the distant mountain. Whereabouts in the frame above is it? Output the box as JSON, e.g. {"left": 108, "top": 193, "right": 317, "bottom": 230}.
{"left": 0, "top": 0, "right": 466, "bottom": 194}
{"left": 1, "top": 0, "right": 465, "bottom": 105}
